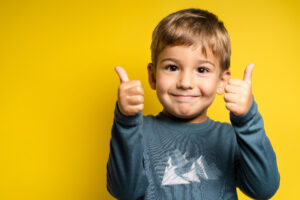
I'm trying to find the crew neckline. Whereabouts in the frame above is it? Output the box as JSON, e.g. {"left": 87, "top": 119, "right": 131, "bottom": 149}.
{"left": 155, "top": 111, "right": 215, "bottom": 134}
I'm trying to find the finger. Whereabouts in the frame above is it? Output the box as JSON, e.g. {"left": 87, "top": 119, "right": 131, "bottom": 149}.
{"left": 127, "top": 85, "right": 144, "bottom": 95}
{"left": 115, "top": 66, "right": 129, "bottom": 83}
{"left": 224, "top": 93, "right": 240, "bottom": 103}
{"left": 127, "top": 95, "right": 144, "bottom": 105}
{"left": 243, "top": 63, "right": 254, "bottom": 84}
{"left": 120, "top": 80, "right": 141, "bottom": 91}
{"left": 225, "top": 102, "right": 239, "bottom": 113}
{"left": 127, "top": 104, "right": 144, "bottom": 115}
{"left": 228, "top": 78, "right": 246, "bottom": 86}
{"left": 225, "top": 84, "right": 245, "bottom": 94}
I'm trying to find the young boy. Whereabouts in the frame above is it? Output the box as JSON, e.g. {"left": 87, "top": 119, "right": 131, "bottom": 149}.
{"left": 107, "top": 8, "right": 280, "bottom": 200}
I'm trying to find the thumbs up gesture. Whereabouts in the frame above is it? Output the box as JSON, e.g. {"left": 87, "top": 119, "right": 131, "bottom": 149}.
{"left": 224, "top": 64, "right": 255, "bottom": 116}
{"left": 115, "top": 66, "right": 144, "bottom": 116}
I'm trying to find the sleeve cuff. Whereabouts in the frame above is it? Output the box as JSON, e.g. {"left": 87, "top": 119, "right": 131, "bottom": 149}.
{"left": 230, "top": 95, "right": 258, "bottom": 125}
{"left": 114, "top": 101, "right": 143, "bottom": 126}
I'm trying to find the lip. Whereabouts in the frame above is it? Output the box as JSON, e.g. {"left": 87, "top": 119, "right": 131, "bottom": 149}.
{"left": 171, "top": 94, "right": 200, "bottom": 101}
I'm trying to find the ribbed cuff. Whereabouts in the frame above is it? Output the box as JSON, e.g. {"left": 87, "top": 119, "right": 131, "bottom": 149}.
{"left": 114, "top": 101, "right": 143, "bottom": 126}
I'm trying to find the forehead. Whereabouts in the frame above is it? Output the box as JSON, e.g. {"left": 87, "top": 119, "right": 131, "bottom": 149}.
{"left": 157, "top": 44, "right": 220, "bottom": 67}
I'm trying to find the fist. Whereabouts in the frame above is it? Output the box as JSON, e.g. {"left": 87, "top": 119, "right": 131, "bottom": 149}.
{"left": 224, "top": 64, "right": 254, "bottom": 116}
{"left": 115, "top": 66, "right": 144, "bottom": 116}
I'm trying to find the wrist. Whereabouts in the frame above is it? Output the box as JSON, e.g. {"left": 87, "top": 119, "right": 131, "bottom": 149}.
{"left": 115, "top": 101, "right": 143, "bottom": 126}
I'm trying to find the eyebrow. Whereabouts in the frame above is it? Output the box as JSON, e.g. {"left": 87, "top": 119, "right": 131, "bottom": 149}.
{"left": 160, "top": 57, "right": 216, "bottom": 67}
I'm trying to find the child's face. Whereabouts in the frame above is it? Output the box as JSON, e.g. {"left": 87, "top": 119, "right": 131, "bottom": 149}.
{"left": 148, "top": 45, "right": 230, "bottom": 123}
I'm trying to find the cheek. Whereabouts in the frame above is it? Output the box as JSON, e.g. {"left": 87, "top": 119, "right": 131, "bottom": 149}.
{"left": 200, "top": 79, "right": 218, "bottom": 95}
{"left": 156, "top": 74, "right": 173, "bottom": 92}
{"left": 156, "top": 79, "right": 166, "bottom": 93}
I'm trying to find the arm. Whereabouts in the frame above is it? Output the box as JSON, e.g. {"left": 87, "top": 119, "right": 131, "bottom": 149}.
{"left": 224, "top": 64, "right": 279, "bottom": 198}
{"left": 106, "top": 102, "right": 148, "bottom": 199}
{"left": 231, "top": 99, "right": 280, "bottom": 199}
{"left": 107, "top": 66, "right": 147, "bottom": 199}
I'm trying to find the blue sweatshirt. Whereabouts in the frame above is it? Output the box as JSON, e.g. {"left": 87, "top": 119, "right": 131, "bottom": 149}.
{"left": 107, "top": 99, "right": 280, "bottom": 200}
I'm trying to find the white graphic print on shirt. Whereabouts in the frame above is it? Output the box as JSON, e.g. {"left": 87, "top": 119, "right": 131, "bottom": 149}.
{"left": 161, "top": 149, "right": 221, "bottom": 186}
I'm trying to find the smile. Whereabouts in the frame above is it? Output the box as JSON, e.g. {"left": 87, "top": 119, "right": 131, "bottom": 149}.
{"left": 171, "top": 94, "right": 200, "bottom": 101}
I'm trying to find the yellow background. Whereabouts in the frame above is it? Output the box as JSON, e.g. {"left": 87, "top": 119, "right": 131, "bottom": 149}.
{"left": 0, "top": 0, "right": 299, "bottom": 199}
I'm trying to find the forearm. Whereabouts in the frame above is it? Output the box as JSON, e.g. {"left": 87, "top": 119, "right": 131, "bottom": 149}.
{"left": 231, "top": 99, "right": 280, "bottom": 199}
{"left": 107, "top": 102, "right": 147, "bottom": 199}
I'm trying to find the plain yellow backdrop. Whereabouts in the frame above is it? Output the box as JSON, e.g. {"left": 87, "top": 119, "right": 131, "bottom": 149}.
{"left": 0, "top": 0, "right": 299, "bottom": 199}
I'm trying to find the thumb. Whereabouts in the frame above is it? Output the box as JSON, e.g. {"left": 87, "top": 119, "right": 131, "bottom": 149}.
{"left": 243, "top": 63, "right": 255, "bottom": 84}
{"left": 115, "top": 66, "right": 129, "bottom": 83}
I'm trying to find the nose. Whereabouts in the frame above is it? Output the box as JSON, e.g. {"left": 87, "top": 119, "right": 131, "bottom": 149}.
{"left": 176, "top": 70, "right": 194, "bottom": 89}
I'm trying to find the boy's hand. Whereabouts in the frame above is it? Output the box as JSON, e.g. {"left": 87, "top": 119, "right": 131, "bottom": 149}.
{"left": 224, "top": 64, "right": 254, "bottom": 116}
{"left": 115, "top": 66, "right": 144, "bottom": 116}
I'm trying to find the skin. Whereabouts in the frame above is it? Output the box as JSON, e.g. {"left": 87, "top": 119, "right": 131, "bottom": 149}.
{"left": 115, "top": 44, "right": 254, "bottom": 123}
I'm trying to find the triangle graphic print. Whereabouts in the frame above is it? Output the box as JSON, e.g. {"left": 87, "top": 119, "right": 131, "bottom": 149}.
{"left": 161, "top": 150, "right": 221, "bottom": 186}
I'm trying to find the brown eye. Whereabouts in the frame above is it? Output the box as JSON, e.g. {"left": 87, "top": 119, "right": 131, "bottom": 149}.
{"left": 166, "top": 65, "right": 178, "bottom": 71}
{"left": 197, "top": 67, "right": 208, "bottom": 73}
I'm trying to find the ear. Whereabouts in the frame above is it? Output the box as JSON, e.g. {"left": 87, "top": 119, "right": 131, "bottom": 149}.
{"left": 147, "top": 63, "right": 156, "bottom": 90}
{"left": 216, "top": 70, "right": 231, "bottom": 95}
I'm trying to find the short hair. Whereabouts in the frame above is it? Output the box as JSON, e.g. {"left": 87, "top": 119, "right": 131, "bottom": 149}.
{"left": 150, "top": 8, "right": 231, "bottom": 71}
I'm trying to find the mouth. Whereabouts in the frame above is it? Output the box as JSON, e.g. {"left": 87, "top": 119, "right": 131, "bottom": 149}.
{"left": 171, "top": 94, "right": 200, "bottom": 101}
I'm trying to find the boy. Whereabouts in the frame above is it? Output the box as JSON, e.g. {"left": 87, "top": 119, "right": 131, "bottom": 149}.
{"left": 107, "top": 8, "right": 280, "bottom": 200}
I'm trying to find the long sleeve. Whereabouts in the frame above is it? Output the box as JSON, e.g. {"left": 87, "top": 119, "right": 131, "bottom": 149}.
{"left": 231, "top": 98, "right": 280, "bottom": 199}
{"left": 106, "top": 102, "right": 148, "bottom": 200}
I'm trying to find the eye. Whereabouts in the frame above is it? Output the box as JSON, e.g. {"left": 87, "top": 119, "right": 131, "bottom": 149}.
{"left": 166, "top": 65, "right": 178, "bottom": 71}
{"left": 197, "top": 67, "right": 209, "bottom": 73}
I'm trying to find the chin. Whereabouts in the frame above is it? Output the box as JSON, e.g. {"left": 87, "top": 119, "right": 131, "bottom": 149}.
{"left": 168, "top": 109, "right": 199, "bottom": 120}
{"left": 176, "top": 106, "right": 203, "bottom": 117}
{"left": 177, "top": 112, "right": 198, "bottom": 119}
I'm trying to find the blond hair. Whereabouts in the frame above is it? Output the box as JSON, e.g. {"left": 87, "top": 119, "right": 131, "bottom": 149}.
{"left": 150, "top": 8, "right": 231, "bottom": 71}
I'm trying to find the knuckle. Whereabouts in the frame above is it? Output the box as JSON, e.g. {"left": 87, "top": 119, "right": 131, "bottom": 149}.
{"left": 133, "top": 105, "right": 142, "bottom": 114}
{"left": 131, "top": 80, "right": 141, "bottom": 86}
{"left": 138, "top": 96, "right": 144, "bottom": 103}
{"left": 138, "top": 104, "right": 144, "bottom": 112}
{"left": 225, "top": 103, "right": 229, "bottom": 109}
{"left": 135, "top": 96, "right": 143, "bottom": 104}
{"left": 135, "top": 86, "right": 142, "bottom": 94}
{"left": 138, "top": 86, "right": 144, "bottom": 94}
{"left": 226, "top": 103, "right": 232, "bottom": 111}
{"left": 224, "top": 93, "right": 228, "bottom": 100}
{"left": 132, "top": 96, "right": 138, "bottom": 102}
{"left": 126, "top": 95, "right": 133, "bottom": 104}
{"left": 125, "top": 95, "right": 130, "bottom": 101}
{"left": 140, "top": 87, "right": 144, "bottom": 94}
